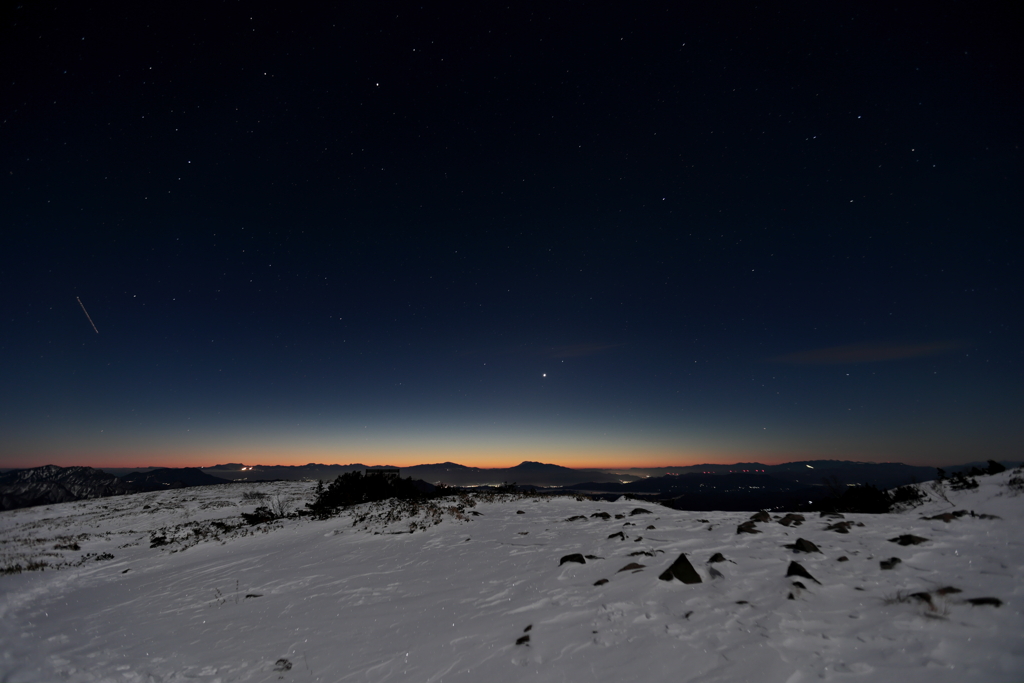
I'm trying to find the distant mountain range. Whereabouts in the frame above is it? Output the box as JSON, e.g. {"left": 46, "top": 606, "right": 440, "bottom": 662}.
{"left": 199, "top": 459, "right": 1021, "bottom": 490}
{"left": 2, "top": 459, "right": 1019, "bottom": 512}
{"left": 199, "top": 460, "right": 639, "bottom": 488}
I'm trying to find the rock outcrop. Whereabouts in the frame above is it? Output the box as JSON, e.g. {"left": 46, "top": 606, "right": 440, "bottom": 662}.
{"left": 659, "top": 553, "right": 702, "bottom": 584}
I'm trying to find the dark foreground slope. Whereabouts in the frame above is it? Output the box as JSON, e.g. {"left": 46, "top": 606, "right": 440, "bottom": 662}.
{"left": 0, "top": 465, "right": 136, "bottom": 511}
{"left": 559, "top": 472, "right": 826, "bottom": 511}
{"left": 0, "top": 465, "right": 230, "bottom": 511}
{"left": 119, "top": 468, "right": 229, "bottom": 490}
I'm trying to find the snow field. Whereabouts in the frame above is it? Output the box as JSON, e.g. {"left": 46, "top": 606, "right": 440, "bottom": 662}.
{"left": 0, "top": 473, "right": 1022, "bottom": 682}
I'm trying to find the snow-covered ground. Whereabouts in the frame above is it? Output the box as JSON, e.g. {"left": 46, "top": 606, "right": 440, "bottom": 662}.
{"left": 1, "top": 471, "right": 1022, "bottom": 682}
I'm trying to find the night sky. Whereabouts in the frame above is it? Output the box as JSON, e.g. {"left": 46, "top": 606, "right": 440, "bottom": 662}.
{"left": 2, "top": 3, "right": 1020, "bottom": 470}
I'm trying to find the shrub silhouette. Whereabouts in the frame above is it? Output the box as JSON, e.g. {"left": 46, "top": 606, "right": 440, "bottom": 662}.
{"left": 982, "top": 460, "right": 1005, "bottom": 475}
{"left": 1007, "top": 466, "right": 1024, "bottom": 494}
{"left": 306, "top": 471, "right": 423, "bottom": 519}
{"left": 240, "top": 494, "right": 291, "bottom": 525}
{"left": 948, "top": 472, "right": 979, "bottom": 491}
{"left": 890, "top": 485, "right": 925, "bottom": 506}
{"left": 241, "top": 506, "right": 278, "bottom": 525}
{"left": 962, "top": 460, "right": 1003, "bottom": 478}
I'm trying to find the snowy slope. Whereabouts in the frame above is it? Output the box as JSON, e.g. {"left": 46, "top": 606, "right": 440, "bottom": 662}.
{"left": 1, "top": 473, "right": 1022, "bottom": 682}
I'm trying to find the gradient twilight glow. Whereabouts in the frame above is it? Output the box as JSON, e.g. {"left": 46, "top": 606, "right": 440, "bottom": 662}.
{"left": 1, "top": 4, "right": 1020, "bottom": 471}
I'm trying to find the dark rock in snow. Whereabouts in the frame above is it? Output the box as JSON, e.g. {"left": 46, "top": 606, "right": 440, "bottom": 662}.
{"left": 785, "top": 538, "right": 821, "bottom": 553}
{"left": 566, "top": 515, "right": 587, "bottom": 522}
{"left": 936, "top": 586, "right": 962, "bottom": 595}
{"left": 736, "top": 521, "right": 760, "bottom": 534}
{"left": 593, "top": 579, "right": 609, "bottom": 586}
{"left": 608, "top": 531, "right": 625, "bottom": 540}
{"left": 646, "top": 525, "right": 656, "bottom": 530}
{"left": 826, "top": 521, "right": 854, "bottom": 533}
{"left": 889, "top": 534, "right": 928, "bottom": 546}
{"left": 791, "top": 581, "right": 807, "bottom": 589}
{"left": 708, "top": 553, "right": 727, "bottom": 563}
{"left": 590, "top": 512, "right": 611, "bottom": 519}
{"left": 516, "top": 634, "right": 531, "bottom": 645}
{"left": 658, "top": 553, "right": 702, "bottom": 584}
{"left": 837, "top": 556, "right": 849, "bottom": 562}
{"left": 516, "top": 510, "right": 525, "bottom": 514}
{"left": 584, "top": 554, "right": 603, "bottom": 560}
{"left": 750, "top": 511, "right": 771, "bottom": 523}
{"left": 559, "top": 553, "right": 586, "bottom": 566}
{"left": 629, "top": 508, "right": 652, "bottom": 516}
{"left": 785, "top": 561, "right": 820, "bottom": 584}
{"left": 966, "top": 597, "right": 1002, "bottom": 607}
{"left": 618, "top": 562, "right": 646, "bottom": 572}
{"left": 778, "top": 513, "right": 805, "bottom": 526}
{"left": 879, "top": 557, "right": 901, "bottom": 570}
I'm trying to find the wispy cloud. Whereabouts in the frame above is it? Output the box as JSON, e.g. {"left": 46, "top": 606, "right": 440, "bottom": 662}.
{"left": 772, "top": 341, "right": 959, "bottom": 365}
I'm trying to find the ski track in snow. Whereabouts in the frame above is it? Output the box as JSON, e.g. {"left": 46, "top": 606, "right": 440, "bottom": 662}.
{"left": 1, "top": 474, "right": 1022, "bottom": 682}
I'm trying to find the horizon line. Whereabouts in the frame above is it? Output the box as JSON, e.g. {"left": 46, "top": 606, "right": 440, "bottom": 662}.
{"left": 1, "top": 457, "right": 1002, "bottom": 472}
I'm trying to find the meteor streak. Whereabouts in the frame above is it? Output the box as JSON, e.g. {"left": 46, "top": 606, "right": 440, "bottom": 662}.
{"left": 77, "top": 296, "right": 99, "bottom": 334}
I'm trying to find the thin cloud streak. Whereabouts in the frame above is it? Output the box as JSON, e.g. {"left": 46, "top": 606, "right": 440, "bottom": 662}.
{"left": 773, "top": 342, "right": 960, "bottom": 365}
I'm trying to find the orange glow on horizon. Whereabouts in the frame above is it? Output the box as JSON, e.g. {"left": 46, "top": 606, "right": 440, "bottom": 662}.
{"left": 3, "top": 442, "right": 825, "bottom": 471}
